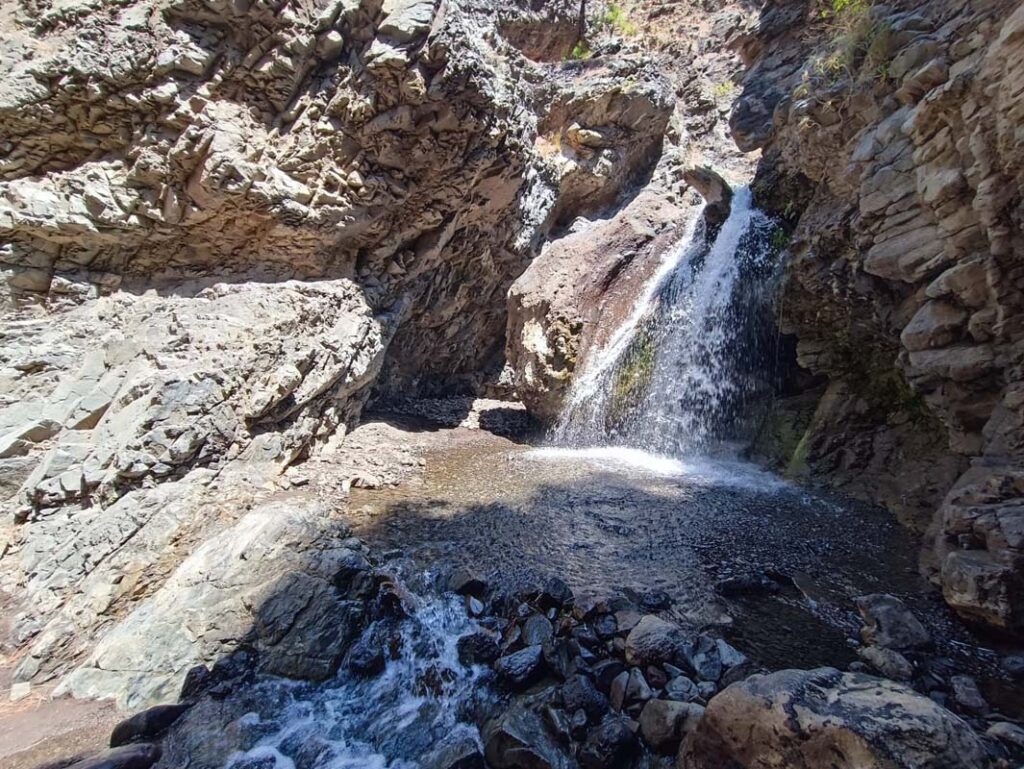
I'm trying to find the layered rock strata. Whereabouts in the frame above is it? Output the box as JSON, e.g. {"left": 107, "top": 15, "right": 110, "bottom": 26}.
{"left": 734, "top": 0, "right": 1024, "bottom": 635}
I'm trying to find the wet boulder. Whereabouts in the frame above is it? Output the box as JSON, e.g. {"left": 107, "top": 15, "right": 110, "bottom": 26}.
{"left": 484, "top": 704, "right": 573, "bottom": 769}
{"left": 457, "top": 631, "right": 501, "bottom": 666}
{"left": 423, "top": 732, "right": 486, "bottom": 769}
{"left": 495, "top": 645, "right": 545, "bottom": 688}
{"left": 854, "top": 594, "right": 931, "bottom": 650}
{"left": 578, "top": 718, "right": 638, "bottom": 769}
{"left": 638, "top": 699, "right": 704, "bottom": 754}
{"left": 522, "top": 614, "right": 555, "bottom": 646}
{"left": 680, "top": 667, "right": 987, "bottom": 769}
{"left": 447, "top": 568, "right": 488, "bottom": 598}
{"left": 624, "top": 615, "right": 687, "bottom": 667}
{"left": 347, "top": 634, "right": 386, "bottom": 677}
{"left": 110, "top": 704, "right": 191, "bottom": 747}
{"left": 561, "top": 674, "right": 609, "bottom": 723}
{"left": 683, "top": 636, "right": 723, "bottom": 682}
{"left": 65, "top": 743, "right": 162, "bottom": 769}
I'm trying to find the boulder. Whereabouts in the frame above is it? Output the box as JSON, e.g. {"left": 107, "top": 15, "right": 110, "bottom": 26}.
{"left": 854, "top": 595, "right": 931, "bottom": 650}
{"left": 857, "top": 645, "right": 914, "bottom": 681}
{"left": 578, "top": 718, "right": 638, "bottom": 769}
{"left": 561, "top": 674, "right": 608, "bottom": 723}
{"left": 65, "top": 743, "right": 161, "bottom": 769}
{"left": 457, "top": 631, "right": 501, "bottom": 666}
{"left": 484, "top": 704, "right": 572, "bottom": 769}
{"left": 109, "top": 704, "right": 191, "bottom": 747}
{"left": 638, "top": 699, "right": 704, "bottom": 754}
{"left": 494, "top": 645, "right": 545, "bottom": 688}
{"left": 522, "top": 614, "right": 555, "bottom": 646}
{"left": 624, "top": 615, "right": 687, "bottom": 667}
{"left": 680, "top": 668, "right": 987, "bottom": 769}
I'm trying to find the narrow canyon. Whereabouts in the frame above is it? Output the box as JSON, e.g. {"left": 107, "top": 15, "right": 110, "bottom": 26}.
{"left": 0, "top": 0, "right": 1022, "bottom": 768}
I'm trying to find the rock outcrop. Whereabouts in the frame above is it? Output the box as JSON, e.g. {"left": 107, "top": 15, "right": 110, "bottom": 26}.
{"left": 734, "top": 0, "right": 1024, "bottom": 635}
{"left": 0, "top": 0, "right": 676, "bottom": 704}
{"left": 681, "top": 667, "right": 987, "bottom": 769}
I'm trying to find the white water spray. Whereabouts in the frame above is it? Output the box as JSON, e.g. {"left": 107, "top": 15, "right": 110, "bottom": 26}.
{"left": 552, "top": 187, "right": 777, "bottom": 458}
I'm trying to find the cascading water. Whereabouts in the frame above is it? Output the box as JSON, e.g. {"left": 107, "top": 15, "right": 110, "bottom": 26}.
{"left": 207, "top": 570, "right": 491, "bottom": 769}
{"left": 552, "top": 187, "right": 779, "bottom": 458}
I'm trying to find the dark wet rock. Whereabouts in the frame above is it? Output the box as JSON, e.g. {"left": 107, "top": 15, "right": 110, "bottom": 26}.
{"left": 855, "top": 594, "right": 931, "bottom": 651}
{"left": 610, "top": 670, "right": 630, "bottom": 711}
{"left": 520, "top": 576, "right": 574, "bottom": 611}
{"left": 858, "top": 645, "right": 914, "bottom": 681}
{"left": 347, "top": 635, "right": 386, "bottom": 677}
{"left": 645, "top": 665, "right": 668, "bottom": 690}
{"left": 683, "top": 636, "right": 723, "bottom": 682}
{"left": 683, "top": 165, "right": 733, "bottom": 231}
{"left": 593, "top": 614, "right": 618, "bottom": 640}
{"left": 458, "top": 632, "right": 501, "bottom": 666}
{"left": 714, "top": 573, "right": 783, "bottom": 598}
{"left": 593, "top": 659, "right": 626, "bottom": 694}
{"left": 1001, "top": 654, "right": 1024, "bottom": 679}
{"left": 448, "top": 569, "right": 488, "bottom": 598}
{"left": 681, "top": 667, "right": 987, "bottom": 769}
{"left": 543, "top": 705, "right": 573, "bottom": 745}
{"left": 986, "top": 722, "right": 1024, "bottom": 752}
{"left": 374, "top": 581, "right": 411, "bottom": 620}
{"left": 637, "top": 590, "right": 672, "bottom": 613}
{"left": 65, "top": 743, "right": 161, "bottom": 769}
{"left": 542, "top": 639, "right": 575, "bottom": 680}
{"left": 523, "top": 614, "right": 554, "bottom": 646}
{"left": 423, "top": 733, "right": 485, "bottom": 769}
{"left": 561, "top": 674, "right": 608, "bottom": 723}
{"left": 665, "top": 675, "right": 701, "bottom": 703}
{"left": 578, "top": 718, "right": 638, "bottom": 769}
{"left": 109, "top": 704, "right": 191, "bottom": 747}
{"left": 950, "top": 675, "right": 988, "bottom": 715}
{"left": 625, "top": 668, "right": 653, "bottom": 705}
{"left": 257, "top": 594, "right": 366, "bottom": 682}
{"left": 179, "top": 648, "right": 258, "bottom": 701}
{"left": 638, "top": 699, "right": 705, "bottom": 754}
{"left": 572, "top": 625, "right": 601, "bottom": 650}
{"left": 495, "top": 645, "right": 544, "bottom": 688}
{"left": 334, "top": 549, "right": 373, "bottom": 595}
{"left": 624, "top": 616, "right": 686, "bottom": 667}
{"left": 570, "top": 708, "right": 589, "bottom": 740}
{"left": 484, "top": 704, "right": 573, "bottom": 769}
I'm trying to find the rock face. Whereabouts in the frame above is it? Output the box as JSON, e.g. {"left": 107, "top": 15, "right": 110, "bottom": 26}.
{"left": 0, "top": 0, "right": 676, "bottom": 704}
{"left": 681, "top": 667, "right": 987, "bottom": 769}
{"left": 734, "top": 0, "right": 1024, "bottom": 635}
{"left": 505, "top": 0, "right": 760, "bottom": 424}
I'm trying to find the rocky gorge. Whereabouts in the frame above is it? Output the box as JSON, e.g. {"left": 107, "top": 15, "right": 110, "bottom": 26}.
{"left": 0, "top": 0, "right": 1022, "bottom": 768}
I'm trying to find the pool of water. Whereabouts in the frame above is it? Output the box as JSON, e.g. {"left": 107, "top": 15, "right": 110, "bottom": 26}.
{"left": 349, "top": 430, "right": 986, "bottom": 673}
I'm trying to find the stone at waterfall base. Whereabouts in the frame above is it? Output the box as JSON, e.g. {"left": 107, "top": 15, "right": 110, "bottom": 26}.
{"left": 679, "top": 667, "right": 986, "bottom": 769}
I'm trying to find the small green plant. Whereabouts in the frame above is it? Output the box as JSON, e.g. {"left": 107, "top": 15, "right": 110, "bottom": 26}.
{"left": 770, "top": 226, "right": 790, "bottom": 251}
{"left": 712, "top": 80, "right": 738, "bottom": 99}
{"left": 569, "top": 40, "right": 593, "bottom": 60}
{"left": 810, "top": 0, "right": 893, "bottom": 85}
{"left": 602, "top": 3, "right": 638, "bottom": 37}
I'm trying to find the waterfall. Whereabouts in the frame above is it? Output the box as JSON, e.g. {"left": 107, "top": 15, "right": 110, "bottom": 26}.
{"left": 552, "top": 187, "right": 779, "bottom": 457}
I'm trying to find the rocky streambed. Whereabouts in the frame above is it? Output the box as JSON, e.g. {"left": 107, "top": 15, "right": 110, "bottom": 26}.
{"left": 28, "top": 406, "right": 1024, "bottom": 769}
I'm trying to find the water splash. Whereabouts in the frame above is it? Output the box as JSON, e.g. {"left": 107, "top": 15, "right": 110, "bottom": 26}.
{"left": 553, "top": 187, "right": 778, "bottom": 457}
{"left": 221, "top": 580, "right": 489, "bottom": 769}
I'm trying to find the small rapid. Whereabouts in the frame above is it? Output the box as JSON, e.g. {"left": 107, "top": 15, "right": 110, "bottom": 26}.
{"left": 552, "top": 187, "right": 780, "bottom": 459}
{"left": 218, "top": 574, "right": 489, "bottom": 769}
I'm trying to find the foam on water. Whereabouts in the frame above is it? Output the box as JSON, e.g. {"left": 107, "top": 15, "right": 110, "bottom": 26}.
{"left": 221, "top": 590, "right": 488, "bottom": 769}
{"left": 522, "top": 446, "right": 789, "bottom": 492}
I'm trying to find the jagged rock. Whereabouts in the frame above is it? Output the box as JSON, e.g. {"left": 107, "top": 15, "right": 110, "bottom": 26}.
{"left": 109, "top": 704, "right": 191, "bottom": 747}
{"left": 457, "top": 631, "right": 501, "bottom": 666}
{"left": 680, "top": 668, "right": 987, "bottom": 769}
{"left": 986, "top": 722, "right": 1024, "bottom": 752}
{"left": 949, "top": 675, "right": 988, "bottom": 715}
{"left": 483, "top": 704, "right": 572, "bottom": 769}
{"left": 732, "top": 0, "right": 1024, "bottom": 636}
{"left": 423, "top": 733, "right": 486, "bottom": 769}
{"left": 54, "top": 495, "right": 365, "bottom": 709}
{"left": 684, "top": 635, "right": 724, "bottom": 682}
{"left": 665, "top": 674, "right": 701, "bottom": 703}
{"left": 854, "top": 594, "right": 931, "bottom": 651}
{"left": 561, "top": 674, "right": 608, "bottom": 723}
{"left": 638, "top": 699, "right": 704, "bottom": 754}
{"left": 683, "top": 166, "right": 733, "bottom": 229}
